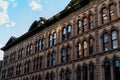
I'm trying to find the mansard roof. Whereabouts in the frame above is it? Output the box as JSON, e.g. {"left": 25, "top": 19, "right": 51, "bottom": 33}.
{"left": 2, "top": 0, "right": 95, "bottom": 51}
{"left": 65, "top": 0, "right": 81, "bottom": 10}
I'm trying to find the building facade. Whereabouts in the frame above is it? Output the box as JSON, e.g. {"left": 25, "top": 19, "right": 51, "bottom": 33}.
{"left": 1, "top": 0, "right": 120, "bottom": 80}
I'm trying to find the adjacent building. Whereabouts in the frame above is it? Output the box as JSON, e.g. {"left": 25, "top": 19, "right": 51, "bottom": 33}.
{"left": 1, "top": 0, "right": 120, "bottom": 80}
{"left": 0, "top": 61, "right": 2, "bottom": 79}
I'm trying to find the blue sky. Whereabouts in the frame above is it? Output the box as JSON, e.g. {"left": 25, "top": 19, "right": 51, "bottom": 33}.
{"left": 0, "top": 0, "right": 71, "bottom": 60}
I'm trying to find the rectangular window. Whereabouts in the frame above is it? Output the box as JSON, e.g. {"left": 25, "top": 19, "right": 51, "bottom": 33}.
{"left": 112, "top": 31, "right": 118, "bottom": 49}
{"left": 103, "top": 34, "right": 109, "bottom": 51}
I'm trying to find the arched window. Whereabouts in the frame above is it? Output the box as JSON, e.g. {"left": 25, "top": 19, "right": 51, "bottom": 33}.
{"left": 76, "top": 65, "right": 81, "bottom": 80}
{"left": 19, "top": 63, "right": 22, "bottom": 75}
{"left": 27, "top": 60, "right": 30, "bottom": 73}
{"left": 62, "top": 28, "right": 66, "bottom": 41}
{"left": 83, "top": 41, "right": 88, "bottom": 57}
{"left": 53, "top": 32, "right": 57, "bottom": 45}
{"left": 35, "top": 75, "right": 38, "bottom": 80}
{"left": 83, "top": 65, "right": 88, "bottom": 80}
{"left": 67, "top": 25, "right": 72, "bottom": 39}
{"left": 50, "top": 72, "right": 55, "bottom": 80}
{"left": 61, "top": 48, "right": 66, "bottom": 63}
{"left": 33, "top": 57, "right": 36, "bottom": 71}
{"left": 78, "top": 19, "right": 82, "bottom": 34}
{"left": 26, "top": 77, "right": 29, "bottom": 80}
{"left": 39, "top": 56, "right": 42, "bottom": 69}
{"left": 26, "top": 45, "right": 29, "bottom": 56}
{"left": 113, "top": 59, "right": 120, "bottom": 80}
{"left": 41, "top": 38, "right": 44, "bottom": 50}
{"left": 104, "top": 61, "right": 111, "bottom": 80}
{"left": 51, "top": 52, "right": 56, "bottom": 66}
{"left": 66, "top": 69, "right": 70, "bottom": 80}
{"left": 29, "top": 44, "right": 32, "bottom": 54}
{"left": 32, "top": 75, "right": 34, "bottom": 80}
{"left": 38, "top": 74, "right": 42, "bottom": 80}
{"left": 46, "top": 73, "right": 50, "bottom": 80}
{"left": 103, "top": 33, "right": 109, "bottom": 51}
{"left": 36, "top": 57, "right": 39, "bottom": 70}
{"left": 89, "top": 64, "right": 94, "bottom": 80}
{"left": 89, "top": 38, "right": 94, "bottom": 55}
{"left": 49, "top": 34, "right": 53, "bottom": 47}
{"left": 66, "top": 46, "right": 71, "bottom": 61}
{"left": 35, "top": 41, "right": 39, "bottom": 52}
{"left": 47, "top": 54, "right": 51, "bottom": 67}
{"left": 89, "top": 14, "right": 94, "bottom": 30}
{"left": 111, "top": 31, "right": 118, "bottom": 49}
{"left": 77, "top": 43, "right": 82, "bottom": 58}
{"left": 101, "top": 7, "right": 108, "bottom": 24}
{"left": 39, "top": 39, "right": 41, "bottom": 51}
{"left": 83, "top": 17, "right": 88, "bottom": 32}
{"left": 60, "top": 70, "right": 65, "bottom": 80}
{"left": 24, "top": 62, "right": 27, "bottom": 73}
{"left": 109, "top": 3, "right": 116, "bottom": 21}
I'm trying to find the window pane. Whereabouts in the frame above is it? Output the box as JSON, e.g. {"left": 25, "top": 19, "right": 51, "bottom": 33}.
{"left": 63, "top": 28, "right": 66, "bottom": 34}
{"left": 89, "top": 65, "right": 94, "bottom": 80}
{"left": 113, "top": 40, "right": 118, "bottom": 49}
{"left": 83, "top": 41, "right": 88, "bottom": 56}
{"left": 110, "top": 4, "right": 116, "bottom": 21}
{"left": 54, "top": 33, "right": 56, "bottom": 38}
{"left": 112, "top": 31, "right": 117, "bottom": 40}
{"left": 53, "top": 33, "right": 57, "bottom": 45}
{"left": 67, "top": 25, "right": 71, "bottom": 33}
{"left": 102, "top": 9, "right": 108, "bottom": 19}
{"left": 50, "top": 35, "right": 52, "bottom": 40}
{"left": 104, "top": 61, "right": 111, "bottom": 80}
{"left": 78, "top": 20, "right": 82, "bottom": 28}
{"left": 104, "top": 34, "right": 108, "bottom": 43}
{"left": 61, "top": 48, "right": 66, "bottom": 63}
{"left": 89, "top": 39, "right": 94, "bottom": 55}
{"left": 83, "top": 66, "right": 88, "bottom": 80}
{"left": 61, "top": 71, "right": 64, "bottom": 80}
{"left": 115, "top": 60, "right": 120, "bottom": 67}
{"left": 84, "top": 41, "right": 87, "bottom": 49}
{"left": 113, "top": 59, "right": 120, "bottom": 80}
{"left": 77, "top": 67, "right": 81, "bottom": 80}
{"left": 52, "top": 52, "right": 56, "bottom": 66}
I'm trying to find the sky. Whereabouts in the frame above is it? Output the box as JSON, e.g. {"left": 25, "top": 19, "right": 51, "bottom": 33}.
{"left": 0, "top": 0, "right": 71, "bottom": 60}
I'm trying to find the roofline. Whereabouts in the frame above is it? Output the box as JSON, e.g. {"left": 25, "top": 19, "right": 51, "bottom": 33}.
{"left": 2, "top": 0, "right": 93, "bottom": 51}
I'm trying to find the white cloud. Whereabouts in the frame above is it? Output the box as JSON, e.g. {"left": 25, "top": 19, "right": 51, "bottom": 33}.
{"left": 6, "top": 21, "right": 16, "bottom": 27}
{"left": 0, "top": 0, "right": 16, "bottom": 27}
{"left": 0, "top": 0, "right": 9, "bottom": 25}
{"left": 29, "top": 0, "right": 42, "bottom": 11}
